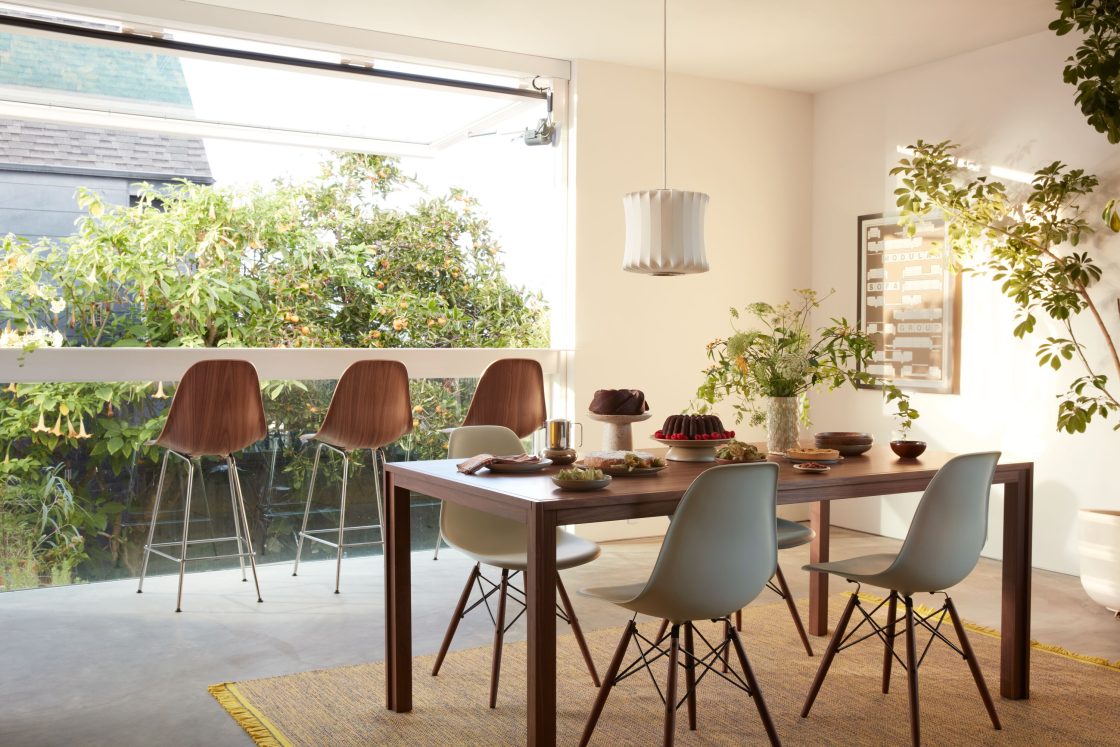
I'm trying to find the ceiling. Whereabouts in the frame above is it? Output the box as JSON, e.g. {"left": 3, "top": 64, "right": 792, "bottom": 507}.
{"left": 190, "top": 0, "right": 1058, "bottom": 92}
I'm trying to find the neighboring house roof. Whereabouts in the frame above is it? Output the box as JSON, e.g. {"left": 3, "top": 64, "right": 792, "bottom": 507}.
{"left": 0, "top": 29, "right": 212, "bottom": 182}
{"left": 0, "top": 118, "right": 214, "bottom": 183}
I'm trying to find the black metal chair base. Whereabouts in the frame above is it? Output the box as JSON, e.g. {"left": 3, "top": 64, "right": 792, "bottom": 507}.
{"left": 579, "top": 617, "right": 780, "bottom": 747}
{"left": 801, "top": 588, "right": 1001, "bottom": 746}
{"left": 431, "top": 563, "right": 600, "bottom": 708}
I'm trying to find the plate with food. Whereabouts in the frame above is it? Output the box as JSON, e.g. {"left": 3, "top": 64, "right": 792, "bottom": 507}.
{"left": 551, "top": 467, "right": 612, "bottom": 491}
{"left": 714, "top": 440, "right": 767, "bottom": 464}
{"left": 577, "top": 451, "right": 667, "bottom": 476}
{"left": 793, "top": 462, "right": 831, "bottom": 474}
{"left": 485, "top": 458, "right": 553, "bottom": 473}
{"left": 783, "top": 447, "right": 843, "bottom": 464}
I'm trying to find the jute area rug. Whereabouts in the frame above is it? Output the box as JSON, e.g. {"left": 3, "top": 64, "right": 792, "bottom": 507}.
{"left": 210, "top": 594, "right": 1119, "bottom": 746}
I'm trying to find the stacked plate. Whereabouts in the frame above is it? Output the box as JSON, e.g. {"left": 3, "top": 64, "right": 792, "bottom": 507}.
{"left": 814, "top": 431, "right": 873, "bottom": 456}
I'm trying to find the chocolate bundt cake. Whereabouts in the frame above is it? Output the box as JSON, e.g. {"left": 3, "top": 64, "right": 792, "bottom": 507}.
{"left": 655, "top": 414, "right": 734, "bottom": 440}
{"left": 589, "top": 389, "right": 649, "bottom": 415}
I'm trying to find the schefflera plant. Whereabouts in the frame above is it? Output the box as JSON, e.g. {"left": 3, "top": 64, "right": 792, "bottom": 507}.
{"left": 891, "top": 139, "right": 1120, "bottom": 433}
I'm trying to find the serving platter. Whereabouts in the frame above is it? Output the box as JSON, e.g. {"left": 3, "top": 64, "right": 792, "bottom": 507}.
{"left": 575, "top": 460, "right": 666, "bottom": 477}
{"left": 485, "top": 458, "right": 553, "bottom": 473}
{"left": 714, "top": 456, "right": 768, "bottom": 465}
{"left": 782, "top": 454, "right": 844, "bottom": 465}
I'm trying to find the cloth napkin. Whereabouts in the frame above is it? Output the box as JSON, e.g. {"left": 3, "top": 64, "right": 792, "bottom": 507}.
{"left": 456, "top": 453, "right": 541, "bottom": 475}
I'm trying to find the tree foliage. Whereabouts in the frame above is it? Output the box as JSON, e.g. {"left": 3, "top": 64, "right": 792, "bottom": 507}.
{"left": 1050, "top": 0, "right": 1120, "bottom": 144}
{"left": 0, "top": 152, "right": 548, "bottom": 587}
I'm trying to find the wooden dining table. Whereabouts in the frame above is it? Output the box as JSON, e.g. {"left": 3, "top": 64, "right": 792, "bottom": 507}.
{"left": 383, "top": 446, "right": 1034, "bottom": 746}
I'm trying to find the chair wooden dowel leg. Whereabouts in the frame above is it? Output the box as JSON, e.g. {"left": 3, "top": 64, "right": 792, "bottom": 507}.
{"left": 904, "top": 595, "right": 921, "bottom": 746}
{"left": 682, "top": 622, "right": 698, "bottom": 731}
{"left": 721, "top": 618, "right": 731, "bottom": 673}
{"left": 488, "top": 569, "right": 510, "bottom": 709}
{"left": 774, "top": 564, "right": 813, "bottom": 656}
{"left": 655, "top": 618, "right": 669, "bottom": 643}
{"left": 557, "top": 574, "right": 600, "bottom": 687}
{"left": 945, "top": 597, "right": 1001, "bottom": 730}
{"left": 663, "top": 625, "right": 680, "bottom": 747}
{"left": 801, "top": 592, "right": 859, "bottom": 718}
{"left": 882, "top": 591, "right": 898, "bottom": 694}
{"left": 729, "top": 625, "right": 781, "bottom": 746}
{"left": 579, "top": 620, "right": 636, "bottom": 747}
{"left": 735, "top": 608, "right": 742, "bottom": 631}
{"left": 432, "top": 563, "right": 481, "bottom": 676}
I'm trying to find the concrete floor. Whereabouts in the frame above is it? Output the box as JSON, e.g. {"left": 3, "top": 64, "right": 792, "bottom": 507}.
{"left": 1, "top": 526, "right": 1117, "bottom": 747}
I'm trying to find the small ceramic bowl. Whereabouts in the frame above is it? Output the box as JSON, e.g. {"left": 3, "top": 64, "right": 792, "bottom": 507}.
{"left": 890, "top": 440, "right": 927, "bottom": 459}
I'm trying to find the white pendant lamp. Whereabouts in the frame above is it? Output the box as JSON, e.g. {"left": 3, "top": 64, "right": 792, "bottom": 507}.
{"left": 622, "top": 0, "right": 709, "bottom": 276}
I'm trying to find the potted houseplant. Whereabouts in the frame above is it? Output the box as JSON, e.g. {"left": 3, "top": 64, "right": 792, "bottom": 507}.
{"left": 695, "top": 289, "right": 917, "bottom": 453}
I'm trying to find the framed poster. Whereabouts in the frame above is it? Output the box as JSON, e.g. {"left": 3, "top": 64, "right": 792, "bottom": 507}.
{"left": 856, "top": 213, "right": 960, "bottom": 393}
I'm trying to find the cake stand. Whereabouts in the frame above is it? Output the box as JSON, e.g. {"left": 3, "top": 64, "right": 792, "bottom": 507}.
{"left": 652, "top": 436, "right": 732, "bottom": 462}
{"left": 586, "top": 412, "right": 652, "bottom": 451}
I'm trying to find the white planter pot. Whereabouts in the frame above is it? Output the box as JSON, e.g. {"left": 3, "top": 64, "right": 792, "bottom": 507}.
{"left": 1078, "top": 508, "right": 1120, "bottom": 616}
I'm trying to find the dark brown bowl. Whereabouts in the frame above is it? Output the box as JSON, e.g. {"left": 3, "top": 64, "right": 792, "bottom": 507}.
{"left": 822, "top": 442, "right": 873, "bottom": 456}
{"left": 815, "top": 431, "right": 873, "bottom": 445}
{"left": 890, "top": 440, "right": 927, "bottom": 459}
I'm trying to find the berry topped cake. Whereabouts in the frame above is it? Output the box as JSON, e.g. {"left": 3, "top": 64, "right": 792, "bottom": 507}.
{"left": 589, "top": 389, "right": 649, "bottom": 415}
{"left": 655, "top": 414, "right": 735, "bottom": 441}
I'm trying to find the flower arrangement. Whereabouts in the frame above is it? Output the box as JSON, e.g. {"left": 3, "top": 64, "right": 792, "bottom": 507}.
{"left": 695, "top": 289, "right": 918, "bottom": 434}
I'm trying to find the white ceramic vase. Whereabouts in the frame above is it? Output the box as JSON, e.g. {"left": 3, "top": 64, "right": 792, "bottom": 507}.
{"left": 766, "top": 396, "right": 799, "bottom": 454}
{"left": 1078, "top": 508, "right": 1120, "bottom": 617}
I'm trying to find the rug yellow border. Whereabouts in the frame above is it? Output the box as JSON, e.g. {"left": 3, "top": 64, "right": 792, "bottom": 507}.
{"left": 209, "top": 682, "right": 294, "bottom": 747}
{"left": 210, "top": 594, "right": 1118, "bottom": 747}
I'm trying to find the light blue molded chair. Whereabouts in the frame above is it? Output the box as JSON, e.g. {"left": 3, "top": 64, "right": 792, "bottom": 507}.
{"left": 800, "top": 452, "right": 1003, "bottom": 746}
{"left": 578, "top": 463, "right": 782, "bottom": 746}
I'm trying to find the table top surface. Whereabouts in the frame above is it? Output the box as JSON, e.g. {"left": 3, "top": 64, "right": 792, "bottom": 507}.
{"left": 385, "top": 446, "right": 1032, "bottom": 514}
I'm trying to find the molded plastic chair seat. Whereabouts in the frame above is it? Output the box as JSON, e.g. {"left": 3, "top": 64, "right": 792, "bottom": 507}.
{"left": 777, "top": 517, "right": 813, "bottom": 550}
{"left": 800, "top": 452, "right": 1003, "bottom": 746}
{"left": 577, "top": 463, "right": 782, "bottom": 746}
{"left": 432, "top": 425, "right": 601, "bottom": 708}
{"left": 449, "top": 521, "right": 600, "bottom": 571}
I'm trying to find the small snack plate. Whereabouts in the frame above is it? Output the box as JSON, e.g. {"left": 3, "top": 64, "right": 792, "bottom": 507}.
{"left": 551, "top": 475, "right": 612, "bottom": 491}
{"left": 714, "top": 457, "right": 768, "bottom": 465}
{"left": 486, "top": 458, "right": 553, "bottom": 473}
{"left": 793, "top": 463, "right": 831, "bottom": 474}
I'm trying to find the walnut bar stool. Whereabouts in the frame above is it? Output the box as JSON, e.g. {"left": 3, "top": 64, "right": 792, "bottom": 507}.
{"left": 431, "top": 425, "right": 601, "bottom": 708}
{"left": 433, "top": 358, "right": 546, "bottom": 560}
{"left": 136, "top": 360, "right": 267, "bottom": 613}
{"left": 292, "top": 360, "right": 412, "bottom": 593}
{"left": 800, "top": 452, "right": 1003, "bottom": 746}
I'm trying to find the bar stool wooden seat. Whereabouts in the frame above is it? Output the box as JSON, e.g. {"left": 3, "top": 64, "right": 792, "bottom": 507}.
{"left": 433, "top": 358, "right": 546, "bottom": 560}
{"left": 136, "top": 360, "right": 267, "bottom": 612}
{"left": 292, "top": 360, "right": 412, "bottom": 593}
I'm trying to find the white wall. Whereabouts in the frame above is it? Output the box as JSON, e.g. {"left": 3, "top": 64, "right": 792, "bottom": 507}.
{"left": 810, "top": 31, "right": 1120, "bottom": 574}
{"left": 570, "top": 61, "right": 813, "bottom": 540}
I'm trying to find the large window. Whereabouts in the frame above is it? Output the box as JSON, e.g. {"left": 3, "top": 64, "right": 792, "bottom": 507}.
{"left": 0, "top": 4, "right": 568, "bottom": 591}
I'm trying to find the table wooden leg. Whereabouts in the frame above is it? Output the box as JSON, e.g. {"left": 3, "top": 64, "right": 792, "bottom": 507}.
{"left": 527, "top": 504, "right": 558, "bottom": 747}
{"left": 1001, "top": 468, "right": 1033, "bottom": 700}
{"left": 385, "top": 476, "right": 412, "bottom": 712}
{"left": 808, "top": 500, "right": 831, "bottom": 636}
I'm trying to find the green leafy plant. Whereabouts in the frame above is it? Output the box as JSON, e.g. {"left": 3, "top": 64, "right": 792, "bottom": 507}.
{"left": 695, "top": 289, "right": 918, "bottom": 434}
{"left": 891, "top": 139, "right": 1118, "bottom": 433}
{"left": 1050, "top": 0, "right": 1120, "bottom": 144}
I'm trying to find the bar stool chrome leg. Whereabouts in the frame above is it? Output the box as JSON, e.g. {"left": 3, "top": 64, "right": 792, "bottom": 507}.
{"left": 174, "top": 455, "right": 196, "bottom": 613}
{"left": 137, "top": 449, "right": 171, "bottom": 594}
{"left": 371, "top": 448, "right": 387, "bottom": 547}
{"left": 228, "top": 455, "right": 263, "bottom": 603}
{"left": 226, "top": 458, "right": 247, "bottom": 582}
{"left": 334, "top": 453, "right": 350, "bottom": 594}
{"left": 292, "top": 442, "right": 323, "bottom": 577}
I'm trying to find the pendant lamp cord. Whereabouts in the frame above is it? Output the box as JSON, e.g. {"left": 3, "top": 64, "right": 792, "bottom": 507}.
{"left": 662, "top": 0, "right": 668, "bottom": 189}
